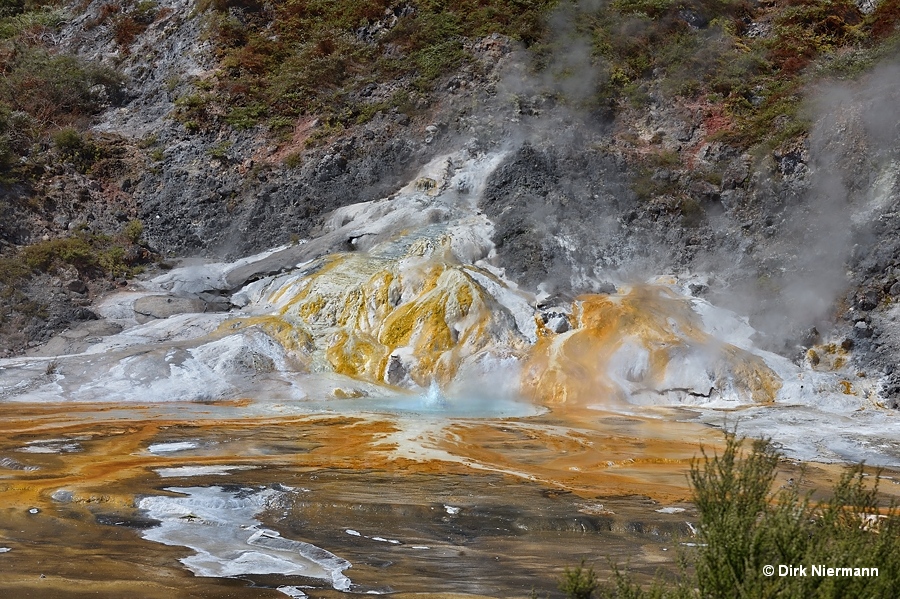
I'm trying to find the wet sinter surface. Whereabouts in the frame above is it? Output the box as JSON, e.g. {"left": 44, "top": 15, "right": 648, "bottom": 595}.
{"left": 2, "top": 400, "right": 896, "bottom": 598}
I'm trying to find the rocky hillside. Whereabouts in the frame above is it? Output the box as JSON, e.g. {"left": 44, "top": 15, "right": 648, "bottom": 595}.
{"left": 2, "top": 0, "right": 900, "bottom": 404}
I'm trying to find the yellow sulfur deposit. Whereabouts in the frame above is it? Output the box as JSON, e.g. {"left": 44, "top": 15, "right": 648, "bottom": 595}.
{"left": 222, "top": 237, "right": 531, "bottom": 389}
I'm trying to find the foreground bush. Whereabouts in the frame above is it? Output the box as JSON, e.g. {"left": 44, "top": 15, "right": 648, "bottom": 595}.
{"left": 569, "top": 432, "right": 899, "bottom": 599}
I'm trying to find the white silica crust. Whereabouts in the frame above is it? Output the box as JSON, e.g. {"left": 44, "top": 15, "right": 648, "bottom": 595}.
{"left": 153, "top": 465, "right": 257, "bottom": 478}
{"left": 147, "top": 441, "right": 200, "bottom": 454}
{"left": 138, "top": 486, "right": 352, "bottom": 589}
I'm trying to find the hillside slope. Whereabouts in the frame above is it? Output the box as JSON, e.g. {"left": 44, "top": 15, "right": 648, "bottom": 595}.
{"left": 2, "top": 0, "right": 900, "bottom": 404}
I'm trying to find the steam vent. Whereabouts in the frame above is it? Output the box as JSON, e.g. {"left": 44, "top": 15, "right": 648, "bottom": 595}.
{"left": 1, "top": 0, "right": 900, "bottom": 596}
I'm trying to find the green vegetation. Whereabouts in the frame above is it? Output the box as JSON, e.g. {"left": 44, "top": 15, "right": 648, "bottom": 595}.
{"left": 0, "top": 1, "right": 150, "bottom": 346}
{"left": 122, "top": 219, "right": 144, "bottom": 244}
{"left": 0, "top": 254, "right": 30, "bottom": 287}
{"left": 173, "top": 91, "right": 214, "bottom": 130}
{"left": 567, "top": 0, "right": 900, "bottom": 146}
{"left": 0, "top": 253, "right": 41, "bottom": 325}
{"left": 207, "top": 139, "right": 233, "bottom": 158}
{"left": 21, "top": 225, "right": 149, "bottom": 278}
{"left": 115, "top": 0, "right": 160, "bottom": 51}
{"left": 52, "top": 127, "right": 102, "bottom": 173}
{"left": 0, "top": 3, "right": 65, "bottom": 39}
{"left": 23, "top": 236, "right": 99, "bottom": 272}
{"left": 283, "top": 151, "right": 303, "bottom": 168}
{"left": 0, "top": 47, "right": 120, "bottom": 127}
{"left": 181, "top": 0, "right": 900, "bottom": 154}
{"left": 83, "top": 0, "right": 164, "bottom": 53}
{"left": 185, "top": 0, "right": 555, "bottom": 131}
{"left": 572, "top": 432, "right": 900, "bottom": 599}
{"left": 0, "top": 218, "right": 151, "bottom": 337}
{"left": 629, "top": 148, "right": 683, "bottom": 202}
{"left": 560, "top": 561, "right": 600, "bottom": 599}
{"left": 0, "top": 3, "right": 123, "bottom": 181}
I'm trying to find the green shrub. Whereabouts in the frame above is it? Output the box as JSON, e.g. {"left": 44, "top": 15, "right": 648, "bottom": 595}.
{"left": 596, "top": 432, "right": 900, "bottom": 598}
{"left": 389, "top": 89, "right": 415, "bottom": 114}
{"left": 225, "top": 104, "right": 266, "bottom": 129}
{"left": 207, "top": 139, "right": 233, "bottom": 158}
{"left": 0, "top": 43, "right": 119, "bottom": 179}
{"left": 23, "top": 237, "right": 97, "bottom": 272}
{"left": 283, "top": 151, "right": 303, "bottom": 168}
{"left": 0, "top": 48, "right": 121, "bottom": 126}
{"left": 0, "top": 5, "right": 67, "bottom": 39}
{"left": 611, "top": 0, "right": 677, "bottom": 19}
{"left": 173, "top": 91, "right": 219, "bottom": 131}
{"left": 353, "top": 99, "right": 389, "bottom": 124}
{"left": 560, "top": 560, "right": 600, "bottom": 599}
{"left": 541, "top": 0, "right": 890, "bottom": 148}
{"left": 0, "top": 102, "right": 12, "bottom": 175}
{"left": 134, "top": 0, "right": 158, "bottom": 20}
{"left": 137, "top": 133, "right": 158, "bottom": 148}
{"left": 51, "top": 127, "right": 101, "bottom": 172}
{"left": 630, "top": 151, "right": 683, "bottom": 200}
{"left": 122, "top": 219, "right": 143, "bottom": 244}
{"left": 99, "top": 245, "right": 129, "bottom": 276}
{"left": 0, "top": 255, "right": 29, "bottom": 286}
{"left": 21, "top": 230, "right": 148, "bottom": 277}
{"left": 680, "top": 197, "right": 704, "bottom": 227}
{"left": 412, "top": 38, "right": 466, "bottom": 87}
{"left": 51, "top": 127, "right": 82, "bottom": 153}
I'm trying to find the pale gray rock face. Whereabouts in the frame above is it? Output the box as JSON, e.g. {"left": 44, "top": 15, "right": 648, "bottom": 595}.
{"left": 27, "top": 320, "right": 123, "bottom": 357}
{"left": 132, "top": 295, "right": 212, "bottom": 323}
{"left": 855, "top": 0, "right": 879, "bottom": 15}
